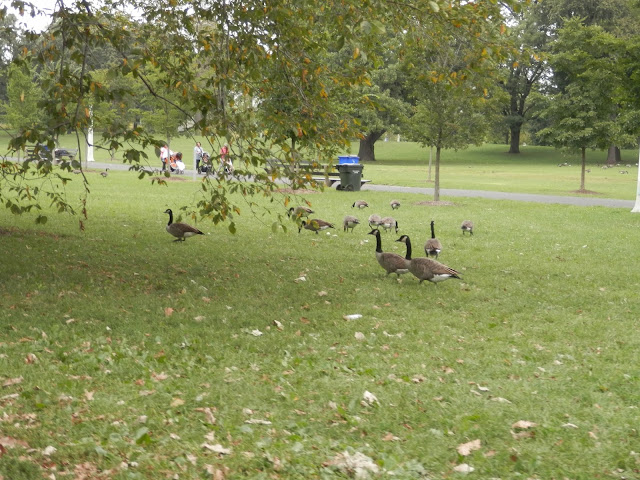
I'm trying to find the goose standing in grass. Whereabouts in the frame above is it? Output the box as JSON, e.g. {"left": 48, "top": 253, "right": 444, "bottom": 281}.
{"left": 352, "top": 200, "right": 369, "bottom": 209}
{"left": 288, "top": 206, "right": 314, "bottom": 219}
{"left": 299, "top": 219, "right": 335, "bottom": 234}
{"left": 368, "top": 229, "right": 409, "bottom": 278}
{"left": 164, "top": 209, "right": 204, "bottom": 242}
{"left": 397, "top": 235, "right": 461, "bottom": 284}
{"left": 343, "top": 215, "right": 360, "bottom": 233}
{"left": 368, "top": 214, "right": 382, "bottom": 229}
{"left": 461, "top": 220, "right": 474, "bottom": 236}
{"left": 100, "top": 168, "right": 109, "bottom": 177}
{"left": 424, "top": 220, "right": 442, "bottom": 259}
{"left": 390, "top": 199, "right": 401, "bottom": 210}
{"left": 379, "top": 216, "right": 399, "bottom": 233}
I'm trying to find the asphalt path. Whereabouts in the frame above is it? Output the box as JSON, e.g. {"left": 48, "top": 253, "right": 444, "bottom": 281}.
{"left": 39, "top": 159, "right": 640, "bottom": 210}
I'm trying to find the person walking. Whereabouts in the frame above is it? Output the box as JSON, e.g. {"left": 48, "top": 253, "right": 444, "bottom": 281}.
{"left": 160, "top": 144, "right": 169, "bottom": 171}
{"left": 194, "top": 141, "right": 203, "bottom": 173}
{"left": 220, "top": 143, "right": 233, "bottom": 174}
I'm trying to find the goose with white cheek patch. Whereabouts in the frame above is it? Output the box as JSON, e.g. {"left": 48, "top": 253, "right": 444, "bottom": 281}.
{"left": 299, "top": 219, "right": 335, "bottom": 234}
{"left": 424, "top": 220, "right": 442, "bottom": 259}
{"left": 368, "top": 229, "right": 409, "bottom": 278}
{"left": 164, "top": 209, "right": 204, "bottom": 242}
{"left": 396, "top": 234, "right": 461, "bottom": 284}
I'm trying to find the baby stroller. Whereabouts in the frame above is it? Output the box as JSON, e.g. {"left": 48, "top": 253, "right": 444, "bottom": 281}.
{"left": 169, "top": 152, "right": 186, "bottom": 174}
{"left": 198, "top": 152, "right": 211, "bottom": 174}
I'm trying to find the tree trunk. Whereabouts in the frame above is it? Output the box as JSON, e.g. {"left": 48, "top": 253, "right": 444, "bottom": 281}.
{"left": 358, "top": 129, "right": 386, "bottom": 162}
{"left": 580, "top": 146, "right": 586, "bottom": 191}
{"left": 434, "top": 146, "right": 441, "bottom": 202}
{"left": 508, "top": 123, "right": 521, "bottom": 154}
{"left": 606, "top": 145, "right": 620, "bottom": 165}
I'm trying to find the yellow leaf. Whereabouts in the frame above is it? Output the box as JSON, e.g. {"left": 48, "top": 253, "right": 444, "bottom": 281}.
{"left": 353, "top": 47, "right": 360, "bottom": 59}
{"left": 20, "top": 91, "right": 24, "bottom": 102}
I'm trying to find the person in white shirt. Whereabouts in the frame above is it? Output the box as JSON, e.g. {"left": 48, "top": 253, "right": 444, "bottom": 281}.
{"left": 194, "top": 142, "right": 204, "bottom": 173}
{"left": 160, "top": 144, "right": 169, "bottom": 171}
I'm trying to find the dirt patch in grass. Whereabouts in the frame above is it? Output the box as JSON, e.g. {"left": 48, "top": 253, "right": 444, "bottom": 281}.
{"left": 276, "top": 188, "right": 319, "bottom": 194}
{"left": 570, "top": 189, "right": 602, "bottom": 195}
{"left": 150, "top": 175, "right": 189, "bottom": 182}
{"left": 413, "top": 200, "right": 456, "bottom": 206}
{"left": 0, "top": 226, "right": 66, "bottom": 239}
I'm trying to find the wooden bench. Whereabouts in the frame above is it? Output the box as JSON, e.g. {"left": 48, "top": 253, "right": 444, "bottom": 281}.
{"left": 264, "top": 158, "right": 370, "bottom": 188}
{"left": 26, "top": 146, "right": 78, "bottom": 164}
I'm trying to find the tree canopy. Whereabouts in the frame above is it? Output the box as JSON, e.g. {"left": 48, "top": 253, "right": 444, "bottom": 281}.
{"left": 1, "top": 0, "right": 521, "bottom": 226}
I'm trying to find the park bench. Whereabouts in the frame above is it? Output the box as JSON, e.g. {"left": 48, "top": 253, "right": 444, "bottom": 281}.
{"left": 26, "top": 145, "right": 78, "bottom": 164}
{"left": 264, "top": 158, "right": 371, "bottom": 188}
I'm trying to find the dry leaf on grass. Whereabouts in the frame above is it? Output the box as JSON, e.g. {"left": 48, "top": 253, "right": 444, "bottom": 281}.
{"left": 164, "top": 307, "right": 174, "bottom": 317}
{"left": 24, "top": 353, "right": 38, "bottom": 364}
{"left": 170, "top": 397, "right": 185, "bottom": 407}
{"left": 2, "top": 377, "right": 23, "bottom": 387}
{"left": 245, "top": 419, "right": 272, "bottom": 425}
{"left": 195, "top": 407, "right": 217, "bottom": 425}
{"left": 0, "top": 436, "right": 30, "bottom": 449}
{"left": 457, "top": 439, "right": 481, "bottom": 456}
{"left": 323, "top": 451, "right": 379, "bottom": 477}
{"left": 201, "top": 443, "right": 232, "bottom": 455}
{"left": 361, "top": 390, "right": 380, "bottom": 407}
{"left": 512, "top": 420, "right": 536, "bottom": 430}
{"left": 42, "top": 445, "right": 57, "bottom": 456}
{"left": 453, "top": 463, "right": 475, "bottom": 473}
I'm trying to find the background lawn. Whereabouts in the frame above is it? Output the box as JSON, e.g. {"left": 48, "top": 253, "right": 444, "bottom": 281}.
{"left": 5, "top": 133, "right": 639, "bottom": 199}
{"left": 1, "top": 169, "right": 640, "bottom": 478}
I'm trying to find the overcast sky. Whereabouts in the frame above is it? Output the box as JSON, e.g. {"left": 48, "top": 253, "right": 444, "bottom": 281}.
{"left": 11, "top": 0, "right": 59, "bottom": 32}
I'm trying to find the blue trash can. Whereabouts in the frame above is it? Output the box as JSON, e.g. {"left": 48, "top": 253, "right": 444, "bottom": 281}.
{"left": 338, "top": 155, "right": 359, "bottom": 165}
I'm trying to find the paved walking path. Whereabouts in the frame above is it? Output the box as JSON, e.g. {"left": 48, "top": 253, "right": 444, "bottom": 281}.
{"left": 362, "top": 184, "right": 635, "bottom": 209}
{"left": 31, "top": 159, "right": 640, "bottom": 210}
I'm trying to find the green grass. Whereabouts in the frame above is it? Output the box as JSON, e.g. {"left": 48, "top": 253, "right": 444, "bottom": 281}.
{"left": 2, "top": 171, "right": 640, "bottom": 478}
{"left": 4, "top": 133, "right": 639, "bottom": 199}
{"left": 352, "top": 142, "right": 640, "bottom": 199}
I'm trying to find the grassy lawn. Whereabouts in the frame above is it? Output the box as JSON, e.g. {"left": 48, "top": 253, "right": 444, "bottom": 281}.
{"left": 4, "top": 133, "right": 639, "bottom": 199}
{"left": 2, "top": 170, "right": 640, "bottom": 478}
{"left": 354, "top": 142, "right": 640, "bottom": 199}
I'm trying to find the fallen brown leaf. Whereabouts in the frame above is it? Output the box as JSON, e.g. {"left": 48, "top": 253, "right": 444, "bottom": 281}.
{"left": 2, "top": 377, "right": 23, "bottom": 387}
{"left": 457, "top": 439, "right": 481, "bottom": 456}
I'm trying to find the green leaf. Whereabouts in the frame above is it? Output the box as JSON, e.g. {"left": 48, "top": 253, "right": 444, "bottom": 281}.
{"left": 135, "top": 427, "right": 151, "bottom": 445}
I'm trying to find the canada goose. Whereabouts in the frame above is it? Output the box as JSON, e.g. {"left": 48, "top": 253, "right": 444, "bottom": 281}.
{"left": 288, "top": 206, "right": 314, "bottom": 219}
{"left": 368, "top": 229, "right": 409, "bottom": 277}
{"left": 164, "top": 208, "right": 204, "bottom": 242}
{"left": 299, "top": 219, "right": 335, "bottom": 234}
{"left": 424, "top": 220, "right": 442, "bottom": 259}
{"left": 100, "top": 168, "right": 109, "bottom": 177}
{"left": 397, "top": 235, "right": 461, "bottom": 284}
{"left": 379, "top": 216, "right": 399, "bottom": 233}
{"left": 461, "top": 220, "right": 474, "bottom": 236}
{"left": 343, "top": 215, "right": 360, "bottom": 233}
{"left": 368, "top": 214, "right": 382, "bottom": 228}
{"left": 352, "top": 200, "right": 369, "bottom": 209}
{"left": 390, "top": 199, "right": 401, "bottom": 210}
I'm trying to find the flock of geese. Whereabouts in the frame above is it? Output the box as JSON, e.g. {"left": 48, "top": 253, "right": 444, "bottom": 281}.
{"left": 288, "top": 199, "right": 474, "bottom": 286}
{"left": 164, "top": 200, "right": 474, "bottom": 286}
